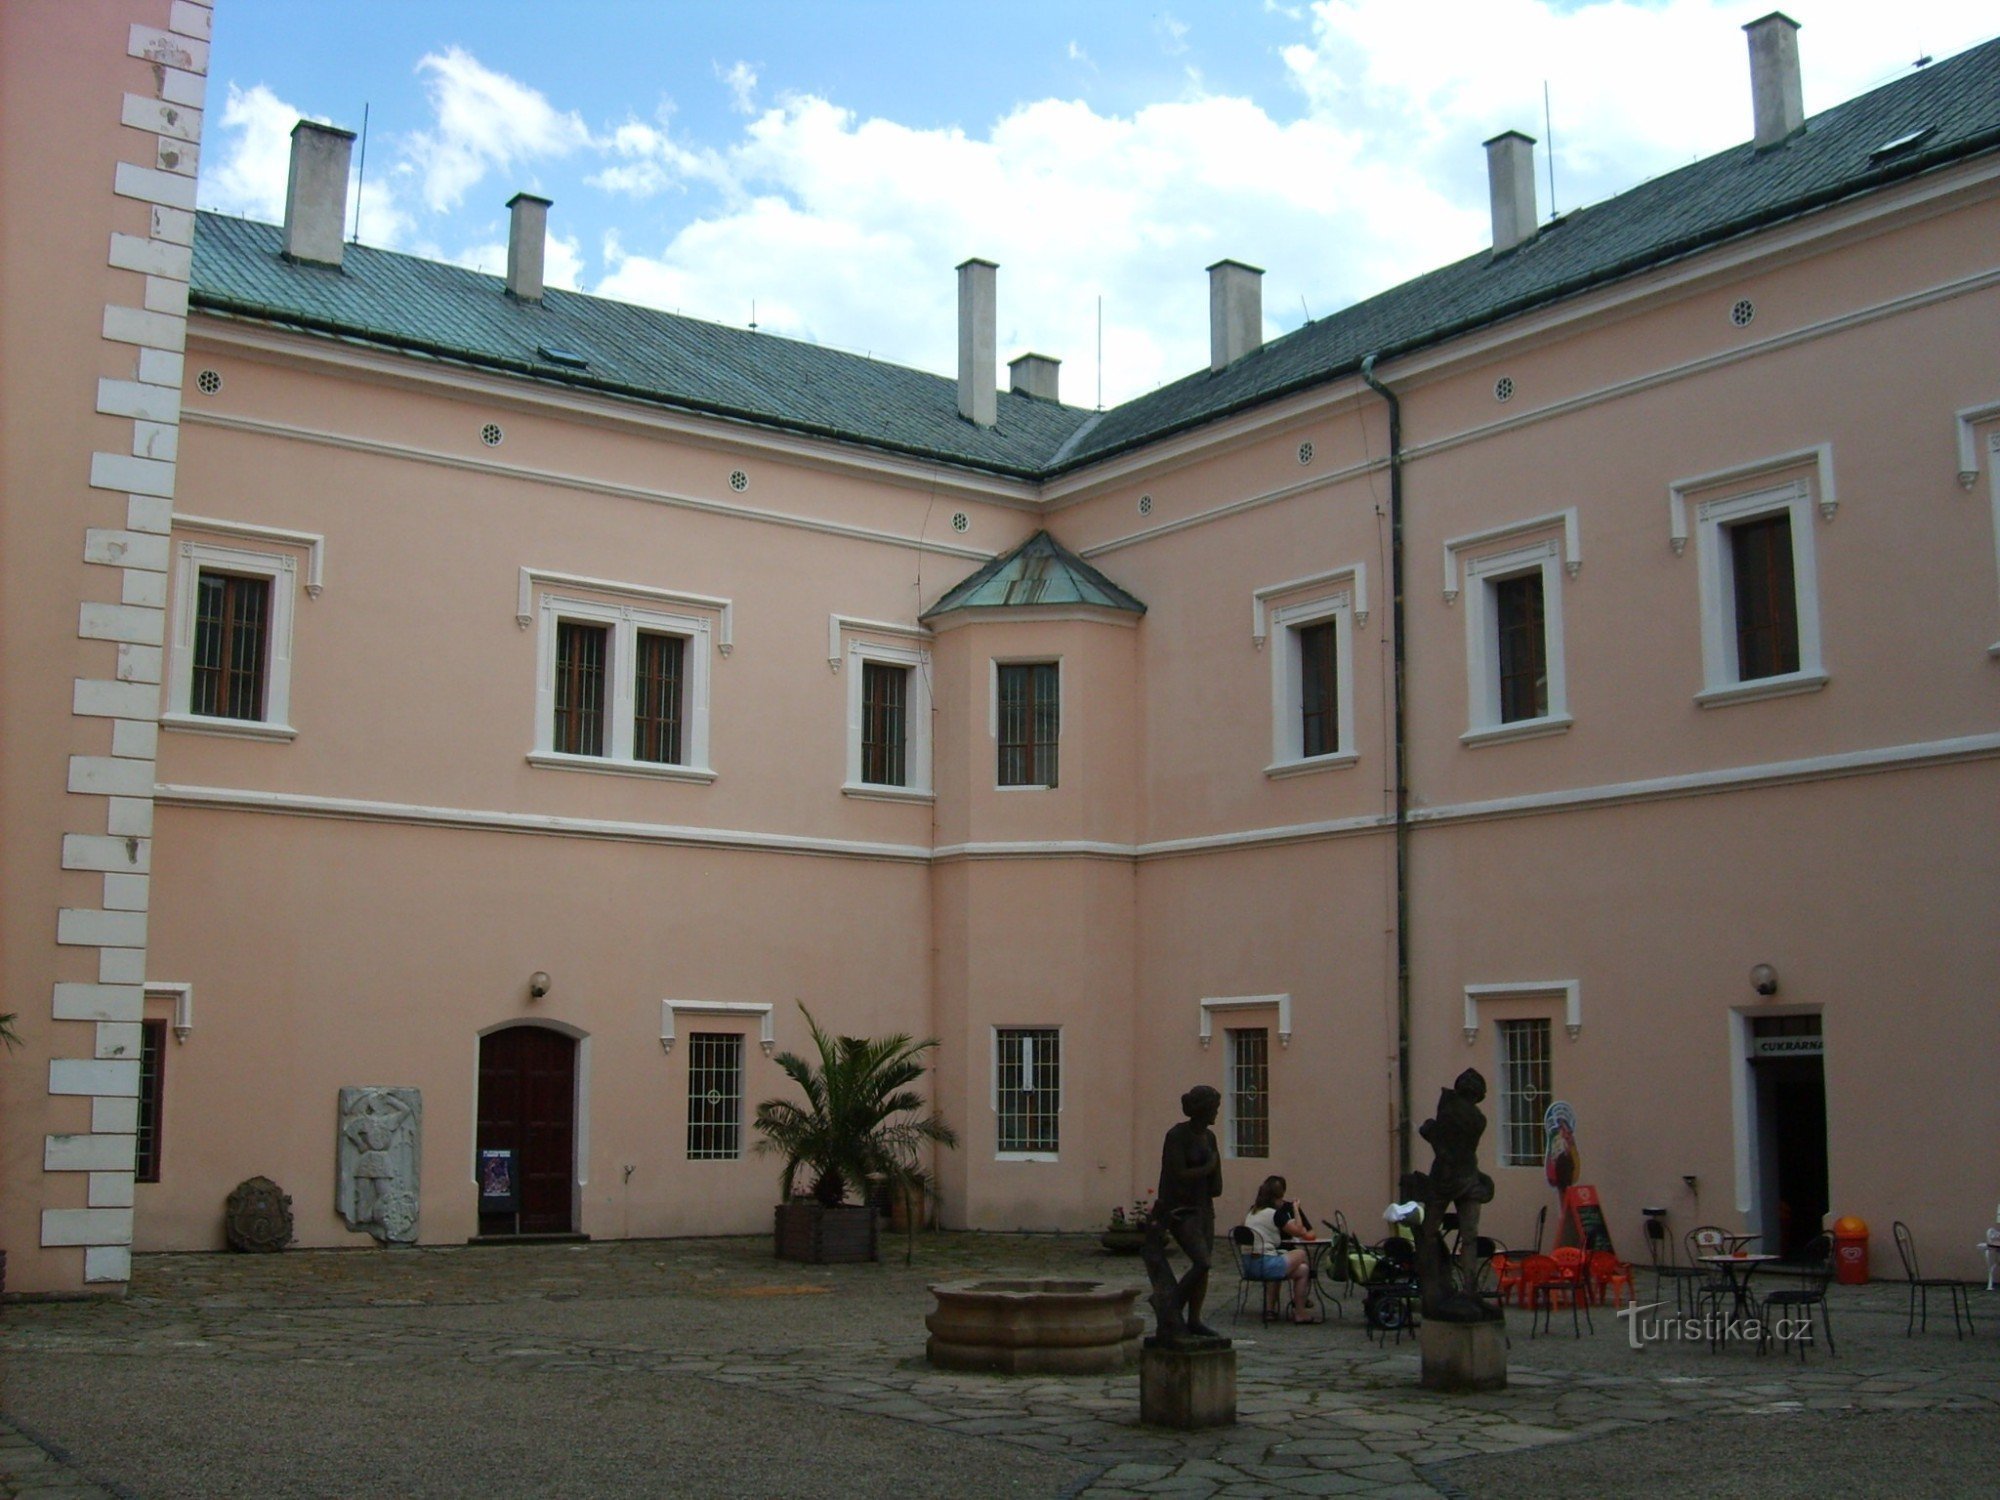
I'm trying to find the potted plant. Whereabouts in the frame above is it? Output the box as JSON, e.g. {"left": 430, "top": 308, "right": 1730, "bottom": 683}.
{"left": 754, "top": 1004, "right": 955, "bottom": 1265}
{"left": 1101, "top": 1193, "right": 1153, "bottom": 1254}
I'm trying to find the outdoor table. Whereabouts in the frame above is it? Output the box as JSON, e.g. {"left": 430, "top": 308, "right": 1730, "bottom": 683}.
{"left": 1699, "top": 1252, "right": 1779, "bottom": 1325}
{"left": 1285, "top": 1240, "right": 1333, "bottom": 1315}
{"left": 1722, "top": 1232, "right": 1762, "bottom": 1254}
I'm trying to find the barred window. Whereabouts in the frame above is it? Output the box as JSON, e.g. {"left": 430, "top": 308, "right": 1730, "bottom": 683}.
{"left": 634, "top": 631, "right": 685, "bottom": 764}
{"left": 1497, "top": 1019, "right": 1552, "bottom": 1167}
{"left": 860, "top": 661, "right": 908, "bottom": 786}
{"left": 997, "top": 663, "right": 1059, "bottom": 787}
{"left": 1494, "top": 572, "right": 1548, "bottom": 724}
{"left": 1227, "top": 1027, "right": 1269, "bottom": 1159}
{"left": 686, "top": 1032, "right": 744, "bottom": 1160}
{"left": 553, "top": 619, "right": 608, "bottom": 756}
{"left": 995, "top": 1027, "right": 1060, "bottom": 1155}
{"left": 136, "top": 1018, "right": 167, "bottom": 1182}
{"left": 1298, "top": 622, "right": 1338, "bottom": 759}
{"left": 191, "top": 570, "right": 270, "bottom": 721}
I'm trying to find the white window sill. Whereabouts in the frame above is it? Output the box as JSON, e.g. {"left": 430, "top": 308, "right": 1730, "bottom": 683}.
{"left": 995, "top": 1152, "right": 1059, "bottom": 1163}
{"left": 161, "top": 712, "right": 297, "bottom": 743}
{"left": 996, "top": 783, "right": 1055, "bottom": 792}
{"left": 526, "top": 751, "right": 717, "bottom": 783}
{"left": 1461, "top": 714, "right": 1573, "bottom": 748}
{"left": 1265, "top": 751, "right": 1358, "bottom": 780}
{"left": 1695, "top": 671, "right": 1828, "bottom": 709}
{"left": 841, "top": 782, "right": 936, "bottom": 804}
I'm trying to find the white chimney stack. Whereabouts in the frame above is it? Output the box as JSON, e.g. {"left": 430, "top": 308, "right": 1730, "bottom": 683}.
{"left": 506, "top": 192, "right": 552, "bottom": 302}
{"left": 957, "top": 258, "right": 998, "bottom": 427}
{"left": 1745, "top": 12, "right": 1804, "bottom": 151}
{"left": 282, "top": 119, "right": 356, "bottom": 268}
{"left": 1484, "top": 131, "right": 1539, "bottom": 253}
{"left": 1208, "top": 259, "right": 1264, "bottom": 372}
{"left": 1009, "top": 352, "right": 1060, "bottom": 403}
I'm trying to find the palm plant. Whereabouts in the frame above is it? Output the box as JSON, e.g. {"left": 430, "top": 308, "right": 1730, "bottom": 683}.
{"left": 0, "top": 1012, "right": 18, "bottom": 1050}
{"left": 753, "top": 1004, "right": 955, "bottom": 1215}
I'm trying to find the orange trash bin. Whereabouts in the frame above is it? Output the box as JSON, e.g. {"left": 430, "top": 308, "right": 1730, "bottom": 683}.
{"left": 1832, "top": 1215, "right": 1869, "bottom": 1284}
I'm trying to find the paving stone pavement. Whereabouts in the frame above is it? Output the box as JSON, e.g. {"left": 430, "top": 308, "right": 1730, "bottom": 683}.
{"left": 1, "top": 1236, "right": 1996, "bottom": 1498}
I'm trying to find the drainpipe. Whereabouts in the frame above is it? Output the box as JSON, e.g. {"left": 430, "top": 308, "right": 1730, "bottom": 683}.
{"left": 1360, "top": 352, "right": 1412, "bottom": 1183}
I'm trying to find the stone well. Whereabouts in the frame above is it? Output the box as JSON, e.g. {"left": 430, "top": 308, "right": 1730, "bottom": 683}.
{"left": 926, "top": 1278, "right": 1144, "bottom": 1374}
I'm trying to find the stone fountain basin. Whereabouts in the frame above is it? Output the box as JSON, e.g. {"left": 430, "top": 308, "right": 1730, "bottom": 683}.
{"left": 926, "top": 1278, "right": 1144, "bottom": 1373}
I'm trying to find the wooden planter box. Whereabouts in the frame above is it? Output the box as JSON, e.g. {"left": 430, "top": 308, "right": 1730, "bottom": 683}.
{"left": 774, "top": 1201, "right": 879, "bottom": 1263}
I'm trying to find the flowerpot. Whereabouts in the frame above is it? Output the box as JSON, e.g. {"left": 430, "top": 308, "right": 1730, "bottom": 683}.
{"left": 774, "top": 1200, "right": 879, "bottom": 1263}
{"left": 1100, "top": 1228, "right": 1146, "bottom": 1255}
{"left": 888, "top": 1183, "right": 933, "bottom": 1233}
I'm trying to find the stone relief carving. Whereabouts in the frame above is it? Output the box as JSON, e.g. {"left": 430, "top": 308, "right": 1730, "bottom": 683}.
{"left": 336, "top": 1087, "right": 421, "bottom": 1244}
{"left": 224, "top": 1175, "right": 294, "bottom": 1252}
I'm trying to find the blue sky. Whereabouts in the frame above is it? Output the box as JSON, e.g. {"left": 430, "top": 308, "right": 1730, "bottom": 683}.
{"left": 198, "top": 2, "right": 1993, "bottom": 406}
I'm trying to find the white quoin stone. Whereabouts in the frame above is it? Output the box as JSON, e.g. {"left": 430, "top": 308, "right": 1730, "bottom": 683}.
{"left": 1484, "top": 131, "right": 1539, "bottom": 253}
{"left": 506, "top": 193, "right": 551, "bottom": 302}
{"left": 283, "top": 120, "right": 356, "bottom": 267}
{"left": 1207, "top": 260, "right": 1263, "bottom": 372}
{"left": 1745, "top": 13, "right": 1805, "bottom": 151}
{"left": 957, "top": 258, "right": 998, "bottom": 428}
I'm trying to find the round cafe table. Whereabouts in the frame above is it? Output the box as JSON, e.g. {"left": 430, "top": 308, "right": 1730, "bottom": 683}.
{"left": 1699, "top": 1252, "right": 1779, "bottom": 1325}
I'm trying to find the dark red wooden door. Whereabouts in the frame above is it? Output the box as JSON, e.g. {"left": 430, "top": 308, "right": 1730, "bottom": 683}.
{"left": 477, "top": 1026, "right": 577, "bottom": 1234}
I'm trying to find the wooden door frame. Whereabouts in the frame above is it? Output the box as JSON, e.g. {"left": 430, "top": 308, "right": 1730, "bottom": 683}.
{"left": 473, "top": 1019, "right": 591, "bottom": 1234}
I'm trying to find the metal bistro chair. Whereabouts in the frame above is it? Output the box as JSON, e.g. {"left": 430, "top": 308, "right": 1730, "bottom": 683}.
{"left": 1685, "top": 1225, "right": 1733, "bottom": 1329}
{"left": 1229, "top": 1225, "right": 1296, "bottom": 1325}
{"left": 1760, "top": 1231, "right": 1836, "bottom": 1359}
{"left": 1309, "top": 1210, "right": 1358, "bottom": 1318}
{"left": 1644, "top": 1213, "right": 1697, "bottom": 1313}
{"left": 1529, "top": 1248, "right": 1593, "bottom": 1338}
{"left": 1893, "top": 1220, "right": 1976, "bottom": 1338}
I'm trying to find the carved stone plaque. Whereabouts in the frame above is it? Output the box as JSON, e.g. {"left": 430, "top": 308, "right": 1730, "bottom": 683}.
{"left": 224, "top": 1175, "right": 294, "bottom": 1252}
{"left": 336, "top": 1087, "right": 421, "bottom": 1244}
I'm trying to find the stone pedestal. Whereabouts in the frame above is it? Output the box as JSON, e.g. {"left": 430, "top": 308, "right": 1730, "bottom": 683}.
{"left": 1418, "top": 1318, "right": 1508, "bottom": 1392}
{"left": 1140, "top": 1337, "right": 1236, "bottom": 1429}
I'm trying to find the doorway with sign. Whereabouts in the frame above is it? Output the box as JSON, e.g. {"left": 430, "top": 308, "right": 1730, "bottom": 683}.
{"left": 1747, "top": 1013, "right": 1827, "bottom": 1259}
{"left": 477, "top": 1024, "right": 580, "bottom": 1237}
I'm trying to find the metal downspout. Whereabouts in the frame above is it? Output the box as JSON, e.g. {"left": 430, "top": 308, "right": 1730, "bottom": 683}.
{"left": 1360, "top": 353, "right": 1412, "bottom": 1182}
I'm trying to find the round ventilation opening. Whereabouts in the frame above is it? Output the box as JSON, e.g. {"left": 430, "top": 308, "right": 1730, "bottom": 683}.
{"left": 1297, "top": 441, "right": 1315, "bottom": 465}
{"left": 951, "top": 512, "right": 969, "bottom": 533}
{"left": 728, "top": 469, "right": 749, "bottom": 492}
{"left": 1731, "top": 299, "right": 1756, "bottom": 327}
{"left": 1138, "top": 494, "right": 1154, "bottom": 516}
{"left": 196, "top": 369, "right": 222, "bottom": 395}
{"left": 480, "top": 423, "right": 504, "bottom": 447}
{"left": 1494, "top": 376, "right": 1515, "bottom": 403}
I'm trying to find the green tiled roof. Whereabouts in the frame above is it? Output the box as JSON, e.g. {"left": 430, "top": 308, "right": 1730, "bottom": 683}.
{"left": 189, "top": 34, "right": 2000, "bottom": 481}
{"left": 921, "top": 531, "right": 1145, "bottom": 619}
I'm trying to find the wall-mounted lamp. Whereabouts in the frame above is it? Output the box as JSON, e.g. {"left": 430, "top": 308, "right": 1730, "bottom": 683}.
{"left": 1682, "top": 1174, "right": 1698, "bottom": 1195}
{"left": 528, "top": 970, "right": 551, "bottom": 1001}
{"left": 1749, "top": 963, "right": 1778, "bottom": 997}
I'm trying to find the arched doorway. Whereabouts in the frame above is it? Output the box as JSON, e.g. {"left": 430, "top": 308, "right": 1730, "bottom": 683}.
{"left": 477, "top": 1025, "right": 579, "bottom": 1235}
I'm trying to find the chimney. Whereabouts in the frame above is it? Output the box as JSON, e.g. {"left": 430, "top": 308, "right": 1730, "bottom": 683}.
{"left": 1208, "top": 260, "right": 1264, "bottom": 373}
{"left": 1484, "top": 131, "right": 1539, "bottom": 253}
{"left": 282, "top": 119, "right": 356, "bottom": 268}
{"left": 506, "top": 192, "right": 552, "bottom": 302}
{"left": 1009, "top": 353, "right": 1060, "bottom": 402}
{"left": 957, "top": 258, "right": 998, "bottom": 427}
{"left": 1745, "top": 13, "right": 1804, "bottom": 150}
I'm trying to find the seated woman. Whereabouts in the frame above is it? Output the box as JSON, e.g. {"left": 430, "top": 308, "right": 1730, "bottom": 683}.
{"left": 1244, "top": 1176, "right": 1318, "bottom": 1323}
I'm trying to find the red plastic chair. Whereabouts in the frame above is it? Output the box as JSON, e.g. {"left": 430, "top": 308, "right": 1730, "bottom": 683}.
{"left": 1589, "top": 1249, "right": 1635, "bottom": 1308}
{"left": 1532, "top": 1248, "right": 1593, "bottom": 1337}
{"left": 1493, "top": 1252, "right": 1525, "bottom": 1308}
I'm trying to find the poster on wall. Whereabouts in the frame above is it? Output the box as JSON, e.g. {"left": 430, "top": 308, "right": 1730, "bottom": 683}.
{"left": 1543, "top": 1101, "right": 1580, "bottom": 1193}
{"left": 479, "top": 1148, "right": 520, "bottom": 1214}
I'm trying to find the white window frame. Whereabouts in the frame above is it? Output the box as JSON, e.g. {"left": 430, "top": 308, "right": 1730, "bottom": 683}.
{"left": 164, "top": 540, "right": 298, "bottom": 741}
{"left": 843, "top": 639, "right": 933, "bottom": 801}
{"left": 989, "top": 656, "right": 1062, "bottom": 791}
{"left": 1266, "top": 592, "right": 1357, "bottom": 776}
{"left": 1460, "top": 540, "right": 1570, "bottom": 745}
{"left": 529, "top": 592, "right": 714, "bottom": 781}
{"left": 1693, "top": 479, "right": 1827, "bottom": 707}
{"left": 991, "top": 1026, "right": 1060, "bottom": 1161}
{"left": 1495, "top": 1017, "right": 1553, "bottom": 1169}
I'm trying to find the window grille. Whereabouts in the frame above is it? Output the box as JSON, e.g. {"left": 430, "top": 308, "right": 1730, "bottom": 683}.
{"left": 633, "top": 631, "right": 685, "bottom": 764}
{"left": 1497, "top": 1019, "right": 1552, "bottom": 1167}
{"left": 1227, "top": 1027, "right": 1270, "bottom": 1158}
{"left": 1494, "top": 572, "right": 1548, "bottom": 723}
{"left": 1729, "top": 513, "right": 1800, "bottom": 680}
{"left": 997, "top": 663, "right": 1059, "bottom": 787}
{"left": 136, "top": 1018, "right": 167, "bottom": 1182}
{"left": 1298, "top": 620, "right": 1338, "bottom": 758}
{"left": 861, "top": 661, "right": 907, "bottom": 786}
{"left": 553, "top": 620, "right": 608, "bottom": 755}
{"left": 686, "top": 1032, "right": 744, "bottom": 1160}
{"left": 191, "top": 570, "right": 269, "bottom": 720}
{"left": 995, "top": 1027, "right": 1060, "bottom": 1154}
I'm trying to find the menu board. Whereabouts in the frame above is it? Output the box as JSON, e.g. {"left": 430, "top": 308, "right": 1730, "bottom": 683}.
{"left": 1562, "top": 1184, "right": 1614, "bottom": 1254}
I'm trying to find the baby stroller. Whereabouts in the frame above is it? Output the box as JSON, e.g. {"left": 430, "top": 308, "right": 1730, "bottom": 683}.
{"left": 1360, "top": 1234, "right": 1421, "bottom": 1337}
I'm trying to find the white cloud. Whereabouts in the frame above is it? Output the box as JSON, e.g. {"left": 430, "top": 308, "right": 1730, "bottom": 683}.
{"left": 717, "top": 60, "right": 760, "bottom": 116}
{"left": 199, "top": 83, "right": 311, "bottom": 223}
{"left": 1156, "top": 14, "right": 1192, "bottom": 55}
{"left": 1067, "top": 40, "right": 1096, "bottom": 69}
{"left": 404, "top": 46, "right": 592, "bottom": 211}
